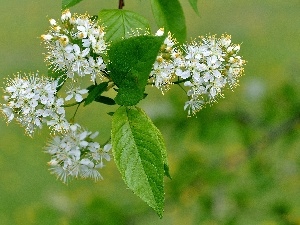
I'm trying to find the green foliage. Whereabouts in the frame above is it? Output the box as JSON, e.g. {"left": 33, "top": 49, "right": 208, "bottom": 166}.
{"left": 84, "top": 82, "right": 109, "bottom": 106}
{"left": 188, "top": 0, "right": 200, "bottom": 15}
{"left": 111, "top": 106, "right": 166, "bottom": 217}
{"left": 98, "top": 9, "right": 150, "bottom": 42}
{"left": 150, "top": 0, "right": 186, "bottom": 43}
{"left": 62, "top": 0, "right": 83, "bottom": 10}
{"left": 94, "top": 96, "right": 116, "bottom": 105}
{"left": 151, "top": 120, "right": 171, "bottom": 179}
{"left": 107, "top": 35, "right": 165, "bottom": 106}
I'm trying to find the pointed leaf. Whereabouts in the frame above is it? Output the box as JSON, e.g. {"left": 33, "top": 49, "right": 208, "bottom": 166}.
{"left": 84, "top": 82, "right": 108, "bottom": 106}
{"left": 62, "top": 0, "right": 83, "bottom": 10}
{"left": 107, "top": 112, "right": 114, "bottom": 116}
{"left": 112, "top": 106, "right": 167, "bottom": 217}
{"left": 94, "top": 96, "right": 116, "bottom": 105}
{"left": 188, "top": 0, "right": 200, "bottom": 15}
{"left": 107, "top": 35, "right": 165, "bottom": 106}
{"left": 98, "top": 9, "right": 151, "bottom": 42}
{"left": 150, "top": 0, "right": 186, "bottom": 43}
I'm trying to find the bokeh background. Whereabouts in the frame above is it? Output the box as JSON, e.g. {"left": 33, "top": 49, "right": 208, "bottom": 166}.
{"left": 1, "top": 0, "right": 300, "bottom": 224}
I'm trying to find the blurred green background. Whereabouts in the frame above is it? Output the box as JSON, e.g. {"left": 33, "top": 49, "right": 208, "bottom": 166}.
{"left": 1, "top": 0, "right": 300, "bottom": 224}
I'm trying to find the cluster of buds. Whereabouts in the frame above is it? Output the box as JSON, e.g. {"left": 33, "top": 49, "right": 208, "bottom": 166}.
{"left": 150, "top": 28, "right": 182, "bottom": 92}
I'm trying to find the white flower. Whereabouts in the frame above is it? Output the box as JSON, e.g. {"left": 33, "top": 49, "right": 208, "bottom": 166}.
{"left": 220, "top": 34, "right": 231, "bottom": 47}
{"left": 61, "top": 9, "right": 71, "bottom": 22}
{"left": 1, "top": 107, "right": 14, "bottom": 122}
{"left": 41, "top": 34, "right": 53, "bottom": 41}
{"left": 155, "top": 28, "right": 164, "bottom": 36}
{"left": 184, "top": 98, "right": 205, "bottom": 116}
{"left": 49, "top": 19, "right": 57, "bottom": 26}
{"left": 0, "top": 72, "right": 69, "bottom": 136}
{"left": 94, "top": 144, "right": 112, "bottom": 169}
{"left": 65, "top": 85, "right": 88, "bottom": 102}
{"left": 59, "top": 35, "right": 69, "bottom": 47}
{"left": 45, "top": 124, "right": 110, "bottom": 183}
{"left": 176, "top": 68, "right": 190, "bottom": 79}
{"left": 46, "top": 115, "right": 70, "bottom": 133}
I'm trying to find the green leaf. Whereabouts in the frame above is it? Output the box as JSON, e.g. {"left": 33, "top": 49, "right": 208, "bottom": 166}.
{"left": 62, "top": 0, "right": 83, "bottom": 10}
{"left": 151, "top": 121, "right": 171, "bottom": 179}
{"left": 98, "top": 9, "right": 151, "bottom": 42}
{"left": 84, "top": 82, "right": 108, "bottom": 106}
{"left": 107, "top": 35, "right": 165, "bottom": 106}
{"left": 48, "top": 68, "right": 66, "bottom": 91}
{"left": 94, "top": 96, "right": 116, "bottom": 105}
{"left": 188, "top": 0, "right": 200, "bottom": 15}
{"left": 150, "top": 0, "right": 186, "bottom": 43}
{"left": 112, "top": 106, "right": 167, "bottom": 217}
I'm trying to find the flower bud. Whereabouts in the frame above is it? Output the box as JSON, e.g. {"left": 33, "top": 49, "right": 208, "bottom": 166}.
{"left": 59, "top": 35, "right": 69, "bottom": 46}
{"left": 61, "top": 9, "right": 71, "bottom": 22}
{"left": 49, "top": 19, "right": 57, "bottom": 26}
{"left": 155, "top": 28, "right": 164, "bottom": 36}
{"left": 41, "top": 34, "right": 53, "bottom": 41}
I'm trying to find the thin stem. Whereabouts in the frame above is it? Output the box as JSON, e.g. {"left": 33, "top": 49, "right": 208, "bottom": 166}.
{"left": 147, "top": 78, "right": 189, "bottom": 86}
{"left": 173, "top": 78, "right": 190, "bottom": 84}
{"left": 62, "top": 82, "right": 115, "bottom": 108}
{"left": 119, "top": 0, "right": 124, "bottom": 9}
{"left": 106, "top": 82, "right": 115, "bottom": 91}
{"left": 71, "top": 102, "right": 81, "bottom": 119}
{"left": 175, "top": 76, "right": 188, "bottom": 94}
{"left": 177, "top": 83, "right": 187, "bottom": 94}
{"left": 62, "top": 98, "right": 86, "bottom": 107}
{"left": 103, "top": 136, "right": 111, "bottom": 145}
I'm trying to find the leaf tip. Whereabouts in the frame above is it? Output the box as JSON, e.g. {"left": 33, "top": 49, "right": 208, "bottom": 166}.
{"left": 164, "top": 164, "right": 172, "bottom": 179}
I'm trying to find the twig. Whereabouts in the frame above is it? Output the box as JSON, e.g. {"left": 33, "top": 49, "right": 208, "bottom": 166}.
{"left": 119, "top": 0, "right": 124, "bottom": 9}
{"left": 70, "top": 102, "right": 82, "bottom": 122}
{"left": 147, "top": 78, "right": 189, "bottom": 86}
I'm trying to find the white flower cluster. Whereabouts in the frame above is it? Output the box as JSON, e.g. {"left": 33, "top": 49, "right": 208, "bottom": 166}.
{"left": 1, "top": 71, "right": 111, "bottom": 182}
{"left": 150, "top": 28, "right": 182, "bottom": 92}
{"left": 150, "top": 32, "right": 245, "bottom": 116}
{"left": 1, "top": 72, "right": 68, "bottom": 136}
{"left": 45, "top": 124, "right": 111, "bottom": 183}
{"left": 41, "top": 9, "right": 107, "bottom": 82}
{"left": 179, "top": 34, "right": 245, "bottom": 115}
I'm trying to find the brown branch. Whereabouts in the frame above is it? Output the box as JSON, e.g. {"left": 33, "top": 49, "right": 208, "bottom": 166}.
{"left": 119, "top": 0, "right": 124, "bottom": 9}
